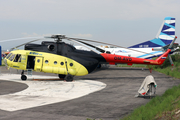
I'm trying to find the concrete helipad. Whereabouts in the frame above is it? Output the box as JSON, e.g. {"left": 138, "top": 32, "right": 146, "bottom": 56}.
{"left": 0, "top": 74, "right": 106, "bottom": 111}
{"left": 0, "top": 66, "right": 180, "bottom": 120}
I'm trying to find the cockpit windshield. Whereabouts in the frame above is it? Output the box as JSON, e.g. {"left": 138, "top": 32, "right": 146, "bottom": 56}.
{"left": 9, "top": 54, "right": 15, "bottom": 61}
{"left": 5, "top": 53, "right": 12, "bottom": 59}
{"left": 14, "top": 54, "right": 21, "bottom": 62}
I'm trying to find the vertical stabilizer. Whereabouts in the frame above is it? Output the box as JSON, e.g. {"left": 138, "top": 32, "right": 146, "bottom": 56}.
{"left": 129, "top": 17, "right": 175, "bottom": 48}
{"left": 156, "top": 17, "right": 175, "bottom": 45}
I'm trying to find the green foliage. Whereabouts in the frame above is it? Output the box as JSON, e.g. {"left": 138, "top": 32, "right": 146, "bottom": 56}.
{"left": 121, "top": 54, "right": 180, "bottom": 120}
{"left": 155, "top": 54, "right": 180, "bottom": 68}
{"left": 152, "top": 54, "right": 180, "bottom": 79}
{"left": 122, "top": 84, "right": 180, "bottom": 120}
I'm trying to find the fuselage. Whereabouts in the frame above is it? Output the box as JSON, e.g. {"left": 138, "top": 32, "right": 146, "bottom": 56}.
{"left": 4, "top": 41, "right": 107, "bottom": 76}
{"left": 4, "top": 49, "right": 105, "bottom": 76}
{"left": 4, "top": 41, "right": 171, "bottom": 77}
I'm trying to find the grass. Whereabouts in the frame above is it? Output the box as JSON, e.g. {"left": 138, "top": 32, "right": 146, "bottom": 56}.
{"left": 121, "top": 54, "right": 180, "bottom": 120}
{"left": 152, "top": 54, "right": 180, "bottom": 79}
{"left": 122, "top": 85, "right": 180, "bottom": 120}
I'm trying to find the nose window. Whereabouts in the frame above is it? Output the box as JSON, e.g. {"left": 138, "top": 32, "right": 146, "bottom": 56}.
{"left": 6, "top": 53, "right": 12, "bottom": 59}
{"left": 9, "top": 54, "right": 15, "bottom": 61}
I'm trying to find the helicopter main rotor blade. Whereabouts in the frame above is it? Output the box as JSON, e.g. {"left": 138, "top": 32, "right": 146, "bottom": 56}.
{"left": 72, "top": 39, "right": 105, "bottom": 53}
{"left": 0, "top": 37, "right": 43, "bottom": 43}
{"left": 67, "top": 37, "right": 158, "bottom": 57}
{"left": 66, "top": 38, "right": 101, "bottom": 54}
{"left": 9, "top": 38, "right": 43, "bottom": 51}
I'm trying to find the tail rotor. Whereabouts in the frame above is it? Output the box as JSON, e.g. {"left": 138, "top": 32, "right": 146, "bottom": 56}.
{"left": 166, "top": 36, "right": 177, "bottom": 66}
{"left": 168, "top": 54, "right": 174, "bottom": 66}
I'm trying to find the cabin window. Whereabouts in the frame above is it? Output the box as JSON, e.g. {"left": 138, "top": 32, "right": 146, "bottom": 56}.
{"left": 60, "top": 62, "right": 64, "bottom": 65}
{"left": 45, "top": 60, "right": 48, "bottom": 64}
{"left": 37, "top": 59, "right": 40, "bottom": 63}
{"left": 70, "top": 63, "right": 73, "bottom": 66}
{"left": 9, "top": 54, "right": 15, "bottom": 61}
{"left": 6, "top": 53, "right": 12, "bottom": 59}
{"left": 54, "top": 61, "right": 57, "bottom": 65}
{"left": 14, "top": 54, "right": 21, "bottom": 62}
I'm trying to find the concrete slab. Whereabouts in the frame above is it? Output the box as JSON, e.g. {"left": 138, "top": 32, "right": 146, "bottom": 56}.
{"left": 0, "top": 74, "right": 106, "bottom": 111}
{"left": 0, "top": 66, "right": 180, "bottom": 120}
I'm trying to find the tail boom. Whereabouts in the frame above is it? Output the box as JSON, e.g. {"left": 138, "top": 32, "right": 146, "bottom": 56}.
{"left": 100, "top": 49, "right": 171, "bottom": 65}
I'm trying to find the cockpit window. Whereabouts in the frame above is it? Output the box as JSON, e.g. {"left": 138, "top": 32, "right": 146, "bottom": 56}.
{"left": 6, "top": 53, "right": 12, "bottom": 59}
{"left": 18, "top": 56, "right": 21, "bottom": 62}
{"left": 14, "top": 54, "right": 21, "bottom": 62}
{"left": 9, "top": 54, "right": 15, "bottom": 61}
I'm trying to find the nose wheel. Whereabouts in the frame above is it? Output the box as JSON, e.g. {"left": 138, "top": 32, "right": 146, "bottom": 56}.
{"left": 21, "top": 75, "right": 27, "bottom": 81}
{"left": 21, "top": 70, "right": 27, "bottom": 81}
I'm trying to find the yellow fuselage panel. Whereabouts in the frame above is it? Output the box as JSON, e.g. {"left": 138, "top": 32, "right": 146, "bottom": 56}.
{"left": 5, "top": 50, "right": 88, "bottom": 76}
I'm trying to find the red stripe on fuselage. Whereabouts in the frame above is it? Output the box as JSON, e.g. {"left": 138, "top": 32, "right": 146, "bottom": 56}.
{"left": 100, "top": 49, "right": 171, "bottom": 65}
{"left": 100, "top": 53, "right": 150, "bottom": 64}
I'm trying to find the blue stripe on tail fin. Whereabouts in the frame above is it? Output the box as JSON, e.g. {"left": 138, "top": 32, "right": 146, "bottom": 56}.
{"left": 129, "top": 17, "right": 175, "bottom": 48}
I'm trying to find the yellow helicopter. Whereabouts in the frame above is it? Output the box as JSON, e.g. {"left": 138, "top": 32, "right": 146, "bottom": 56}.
{"left": 3, "top": 35, "right": 177, "bottom": 81}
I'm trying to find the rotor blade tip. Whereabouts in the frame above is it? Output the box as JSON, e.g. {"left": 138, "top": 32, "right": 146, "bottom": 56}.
{"left": 175, "top": 36, "right": 177, "bottom": 38}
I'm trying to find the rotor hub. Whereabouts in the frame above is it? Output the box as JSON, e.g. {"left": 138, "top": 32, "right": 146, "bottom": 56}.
{"left": 51, "top": 34, "right": 66, "bottom": 42}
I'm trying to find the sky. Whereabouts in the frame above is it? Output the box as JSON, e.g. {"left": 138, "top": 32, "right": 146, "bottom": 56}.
{"left": 0, "top": 0, "right": 180, "bottom": 50}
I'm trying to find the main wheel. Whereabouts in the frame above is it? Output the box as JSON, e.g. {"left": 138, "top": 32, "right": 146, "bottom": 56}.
{"left": 65, "top": 74, "right": 73, "bottom": 82}
{"left": 58, "top": 74, "right": 66, "bottom": 80}
{"left": 21, "top": 75, "right": 27, "bottom": 81}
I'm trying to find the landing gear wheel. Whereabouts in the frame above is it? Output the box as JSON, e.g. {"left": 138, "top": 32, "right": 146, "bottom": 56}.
{"left": 65, "top": 74, "right": 74, "bottom": 82}
{"left": 58, "top": 74, "right": 66, "bottom": 80}
{"left": 21, "top": 75, "right": 27, "bottom": 81}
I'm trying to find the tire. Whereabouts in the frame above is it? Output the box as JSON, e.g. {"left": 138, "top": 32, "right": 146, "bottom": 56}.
{"left": 65, "top": 74, "right": 73, "bottom": 82}
{"left": 21, "top": 75, "right": 27, "bottom": 81}
{"left": 58, "top": 74, "right": 66, "bottom": 79}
